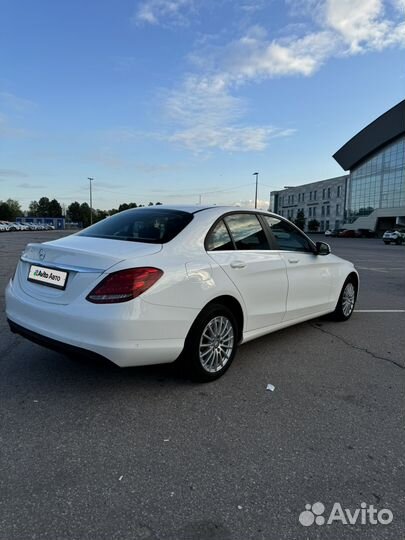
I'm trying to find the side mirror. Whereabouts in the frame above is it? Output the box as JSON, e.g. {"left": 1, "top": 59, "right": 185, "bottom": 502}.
{"left": 315, "top": 241, "right": 331, "bottom": 255}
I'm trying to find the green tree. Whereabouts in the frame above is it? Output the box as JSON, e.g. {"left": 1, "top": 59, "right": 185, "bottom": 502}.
{"left": 308, "top": 219, "right": 320, "bottom": 232}
{"left": 5, "top": 199, "right": 22, "bottom": 220}
{"left": 94, "top": 209, "right": 108, "bottom": 222}
{"left": 0, "top": 201, "right": 13, "bottom": 220}
{"left": 155, "top": 201, "right": 162, "bottom": 205}
{"left": 28, "top": 200, "right": 39, "bottom": 216}
{"left": 67, "top": 201, "right": 82, "bottom": 222}
{"left": 48, "top": 199, "right": 62, "bottom": 217}
{"left": 80, "top": 202, "right": 93, "bottom": 228}
{"left": 37, "top": 197, "right": 51, "bottom": 216}
{"left": 294, "top": 209, "right": 305, "bottom": 231}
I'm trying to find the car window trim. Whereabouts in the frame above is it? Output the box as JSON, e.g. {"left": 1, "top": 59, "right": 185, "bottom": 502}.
{"left": 204, "top": 218, "right": 236, "bottom": 251}
{"left": 205, "top": 210, "right": 276, "bottom": 252}
{"left": 260, "top": 214, "right": 318, "bottom": 254}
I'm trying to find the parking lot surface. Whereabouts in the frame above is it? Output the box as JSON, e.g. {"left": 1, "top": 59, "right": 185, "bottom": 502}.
{"left": 0, "top": 231, "right": 404, "bottom": 540}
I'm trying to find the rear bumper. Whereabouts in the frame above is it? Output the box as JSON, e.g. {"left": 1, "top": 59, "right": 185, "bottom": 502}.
{"left": 5, "top": 279, "right": 197, "bottom": 367}
{"left": 8, "top": 319, "right": 110, "bottom": 363}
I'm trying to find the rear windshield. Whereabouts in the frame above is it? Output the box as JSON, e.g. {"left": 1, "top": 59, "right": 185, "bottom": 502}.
{"left": 79, "top": 208, "right": 193, "bottom": 244}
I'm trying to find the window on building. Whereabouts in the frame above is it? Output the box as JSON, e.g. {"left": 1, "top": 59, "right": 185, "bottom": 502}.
{"left": 302, "top": 193, "right": 305, "bottom": 202}
{"left": 348, "top": 136, "right": 405, "bottom": 223}
{"left": 313, "top": 207, "right": 317, "bottom": 217}
{"left": 320, "top": 220, "right": 324, "bottom": 231}
{"left": 336, "top": 204, "right": 340, "bottom": 215}
{"left": 327, "top": 187, "right": 331, "bottom": 198}
{"left": 325, "top": 220, "right": 330, "bottom": 230}
{"left": 309, "top": 191, "right": 313, "bottom": 201}
{"left": 321, "top": 206, "right": 325, "bottom": 216}
{"left": 314, "top": 190, "right": 317, "bottom": 200}
{"left": 326, "top": 205, "right": 330, "bottom": 216}
{"left": 337, "top": 185, "right": 342, "bottom": 198}
{"left": 322, "top": 188, "right": 326, "bottom": 199}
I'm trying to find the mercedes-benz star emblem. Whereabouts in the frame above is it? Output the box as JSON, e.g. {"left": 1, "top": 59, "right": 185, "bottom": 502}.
{"left": 39, "top": 249, "right": 46, "bottom": 261}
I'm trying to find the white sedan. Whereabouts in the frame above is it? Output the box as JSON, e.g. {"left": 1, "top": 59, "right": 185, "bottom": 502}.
{"left": 6, "top": 206, "right": 359, "bottom": 381}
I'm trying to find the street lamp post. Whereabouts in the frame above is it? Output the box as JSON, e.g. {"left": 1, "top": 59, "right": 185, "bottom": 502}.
{"left": 253, "top": 172, "right": 259, "bottom": 209}
{"left": 88, "top": 177, "right": 94, "bottom": 225}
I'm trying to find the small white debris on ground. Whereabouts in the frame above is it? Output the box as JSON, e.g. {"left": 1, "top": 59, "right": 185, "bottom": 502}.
{"left": 266, "top": 384, "right": 275, "bottom": 392}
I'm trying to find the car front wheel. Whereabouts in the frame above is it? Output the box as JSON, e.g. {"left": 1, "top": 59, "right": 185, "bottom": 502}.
{"left": 332, "top": 278, "right": 358, "bottom": 321}
{"left": 181, "top": 304, "right": 238, "bottom": 382}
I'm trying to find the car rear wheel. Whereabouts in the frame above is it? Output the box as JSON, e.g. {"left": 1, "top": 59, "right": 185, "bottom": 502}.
{"left": 332, "top": 278, "right": 357, "bottom": 321}
{"left": 180, "top": 304, "right": 238, "bottom": 382}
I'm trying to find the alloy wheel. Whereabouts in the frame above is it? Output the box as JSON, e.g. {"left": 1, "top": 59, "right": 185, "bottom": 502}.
{"left": 199, "top": 316, "right": 235, "bottom": 373}
{"left": 342, "top": 282, "right": 356, "bottom": 317}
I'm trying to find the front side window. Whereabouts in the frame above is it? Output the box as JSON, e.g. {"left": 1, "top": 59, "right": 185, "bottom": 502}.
{"left": 264, "top": 216, "right": 314, "bottom": 252}
{"left": 224, "top": 214, "right": 270, "bottom": 250}
{"left": 206, "top": 220, "right": 234, "bottom": 251}
{"left": 79, "top": 208, "right": 193, "bottom": 244}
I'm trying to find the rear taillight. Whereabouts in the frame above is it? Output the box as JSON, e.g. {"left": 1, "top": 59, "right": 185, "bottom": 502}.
{"left": 86, "top": 267, "right": 163, "bottom": 304}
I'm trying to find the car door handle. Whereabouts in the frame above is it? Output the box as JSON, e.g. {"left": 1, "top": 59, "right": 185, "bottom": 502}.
{"left": 288, "top": 258, "right": 299, "bottom": 264}
{"left": 230, "top": 260, "right": 246, "bottom": 269}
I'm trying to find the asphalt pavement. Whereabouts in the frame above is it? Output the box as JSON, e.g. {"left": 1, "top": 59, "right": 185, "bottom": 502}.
{"left": 0, "top": 231, "right": 404, "bottom": 540}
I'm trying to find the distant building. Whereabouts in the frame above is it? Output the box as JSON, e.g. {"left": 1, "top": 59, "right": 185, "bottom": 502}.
{"left": 271, "top": 100, "right": 405, "bottom": 234}
{"left": 16, "top": 217, "right": 65, "bottom": 229}
{"left": 270, "top": 175, "right": 348, "bottom": 232}
{"left": 333, "top": 99, "right": 404, "bottom": 233}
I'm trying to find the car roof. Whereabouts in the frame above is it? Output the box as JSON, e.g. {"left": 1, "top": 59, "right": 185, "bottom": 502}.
{"left": 120, "top": 204, "right": 273, "bottom": 216}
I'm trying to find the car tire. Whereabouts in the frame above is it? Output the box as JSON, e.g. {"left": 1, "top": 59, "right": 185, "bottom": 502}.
{"left": 384, "top": 241, "right": 389, "bottom": 244}
{"left": 180, "top": 303, "right": 239, "bottom": 382}
{"left": 396, "top": 238, "right": 402, "bottom": 245}
{"left": 331, "top": 277, "right": 358, "bottom": 321}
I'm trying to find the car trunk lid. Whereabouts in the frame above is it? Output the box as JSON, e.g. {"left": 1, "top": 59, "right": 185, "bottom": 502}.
{"left": 18, "top": 236, "right": 162, "bottom": 305}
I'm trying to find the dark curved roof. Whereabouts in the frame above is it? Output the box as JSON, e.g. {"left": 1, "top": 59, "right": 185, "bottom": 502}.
{"left": 333, "top": 100, "right": 405, "bottom": 170}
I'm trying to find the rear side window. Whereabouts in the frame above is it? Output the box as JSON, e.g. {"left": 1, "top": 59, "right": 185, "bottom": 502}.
{"left": 206, "top": 220, "right": 234, "bottom": 251}
{"left": 79, "top": 208, "right": 193, "bottom": 244}
{"left": 264, "top": 216, "right": 313, "bottom": 252}
{"left": 224, "top": 213, "right": 270, "bottom": 250}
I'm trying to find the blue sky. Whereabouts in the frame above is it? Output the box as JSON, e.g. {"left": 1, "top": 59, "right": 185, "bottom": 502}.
{"left": 0, "top": 0, "right": 404, "bottom": 211}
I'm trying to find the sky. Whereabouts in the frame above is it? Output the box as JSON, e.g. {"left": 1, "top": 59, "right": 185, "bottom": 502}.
{"left": 0, "top": 0, "right": 404, "bottom": 211}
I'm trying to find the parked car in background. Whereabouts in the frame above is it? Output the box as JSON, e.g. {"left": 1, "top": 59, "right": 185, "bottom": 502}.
{"left": 324, "top": 229, "right": 332, "bottom": 236}
{"left": 382, "top": 229, "right": 405, "bottom": 245}
{"left": 0, "top": 221, "right": 11, "bottom": 231}
{"left": 357, "top": 229, "right": 376, "bottom": 238}
{"left": 338, "top": 229, "right": 362, "bottom": 238}
{"left": 6, "top": 205, "right": 359, "bottom": 382}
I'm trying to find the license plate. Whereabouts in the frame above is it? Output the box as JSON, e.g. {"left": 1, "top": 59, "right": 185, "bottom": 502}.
{"left": 28, "top": 264, "right": 68, "bottom": 290}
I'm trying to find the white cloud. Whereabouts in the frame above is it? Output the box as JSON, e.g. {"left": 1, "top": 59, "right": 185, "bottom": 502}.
{"left": 0, "top": 113, "right": 31, "bottom": 139}
{"left": 134, "top": 0, "right": 194, "bottom": 26}
{"left": 0, "top": 91, "right": 36, "bottom": 112}
{"left": 233, "top": 198, "right": 270, "bottom": 209}
{"left": 393, "top": 0, "right": 405, "bottom": 10}
{"left": 0, "top": 169, "right": 28, "bottom": 178}
{"left": 152, "top": 0, "right": 405, "bottom": 152}
{"left": 165, "top": 75, "right": 295, "bottom": 152}
{"left": 324, "top": 0, "right": 390, "bottom": 53}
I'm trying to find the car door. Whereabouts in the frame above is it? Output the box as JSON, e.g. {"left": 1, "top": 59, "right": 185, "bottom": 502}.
{"left": 206, "top": 212, "right": 288, "bottom": 331}
{"left": 262, "top": 216, "right": 333, "bottom": 321}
